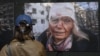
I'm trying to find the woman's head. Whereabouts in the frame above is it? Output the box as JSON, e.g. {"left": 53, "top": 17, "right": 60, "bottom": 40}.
{"left": 48, "top": 3, "right": 89, "bottom": 41}
{"left": 14, "top": 14, "right": 33, "bottom": 41}
{"left": 49, "top": 16, "right": 74, "bottom": 40}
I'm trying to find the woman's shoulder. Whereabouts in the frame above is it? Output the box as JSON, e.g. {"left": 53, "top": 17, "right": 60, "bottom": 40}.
{"left": 33, "top": 40, "right": 44, "bottom": 47}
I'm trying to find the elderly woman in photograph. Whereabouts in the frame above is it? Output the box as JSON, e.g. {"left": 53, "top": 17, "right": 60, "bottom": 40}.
{"left": 38, "top": 3, "right": 98, "bottom": 51}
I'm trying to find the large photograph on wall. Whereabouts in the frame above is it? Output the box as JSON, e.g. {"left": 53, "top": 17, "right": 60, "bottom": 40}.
{"left": 24, "top": 2, "right": 99, "bottom": 51}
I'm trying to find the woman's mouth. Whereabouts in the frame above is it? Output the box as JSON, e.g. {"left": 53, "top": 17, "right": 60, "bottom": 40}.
{"left": 54, "top": 31, "right": 65, "bottom": 36}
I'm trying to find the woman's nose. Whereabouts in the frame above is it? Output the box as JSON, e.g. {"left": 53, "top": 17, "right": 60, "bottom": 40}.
{"left": 56, "top": 20, "right": 63, "bottom": 28}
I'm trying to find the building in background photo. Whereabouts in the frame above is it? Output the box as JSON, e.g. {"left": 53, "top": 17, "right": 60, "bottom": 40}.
{"left": 24, "top": 3, "right": 52, "bottom": 38}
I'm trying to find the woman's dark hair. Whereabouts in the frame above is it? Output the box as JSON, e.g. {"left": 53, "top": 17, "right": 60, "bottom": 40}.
{"left": 14, "top": 25, "right": 35, "bottom": 42}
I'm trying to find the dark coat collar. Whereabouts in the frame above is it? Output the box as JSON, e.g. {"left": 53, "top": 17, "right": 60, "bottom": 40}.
{"left": 69, "top": 35, "right": 89, "bottom": 51}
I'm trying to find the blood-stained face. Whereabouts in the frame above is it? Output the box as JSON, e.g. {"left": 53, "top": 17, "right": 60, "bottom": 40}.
{"left": 49, "top": 14, "right": 74, "bottom": 40}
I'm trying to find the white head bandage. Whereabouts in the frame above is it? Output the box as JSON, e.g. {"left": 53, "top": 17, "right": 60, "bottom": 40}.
{"left": 49, "top": 3, "right": 76, "bottom": 21}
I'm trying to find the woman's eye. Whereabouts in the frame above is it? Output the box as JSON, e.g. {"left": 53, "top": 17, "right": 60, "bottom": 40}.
{"left": 52, "top": 19, "right": 57, "bottom": 21}
{"left": 65, "top": 19, "right": 70, "bottom": 22}
{"left": 50, "top": 18, "right": 58, "bottom": 23}
{"left": 63, "top": 18, "right": 72, "bottom": 23}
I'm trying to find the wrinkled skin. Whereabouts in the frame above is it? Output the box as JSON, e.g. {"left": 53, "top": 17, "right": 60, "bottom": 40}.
{"left": 49, "top": 15, "right": 74, "bottom": 42}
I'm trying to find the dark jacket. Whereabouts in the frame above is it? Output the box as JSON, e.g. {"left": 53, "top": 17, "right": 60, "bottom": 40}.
{"left": 37, "top": 28, "right": 99, "bottom": 52}
{"left": 0, "top": 28, "right": 13, "bottom": 50}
